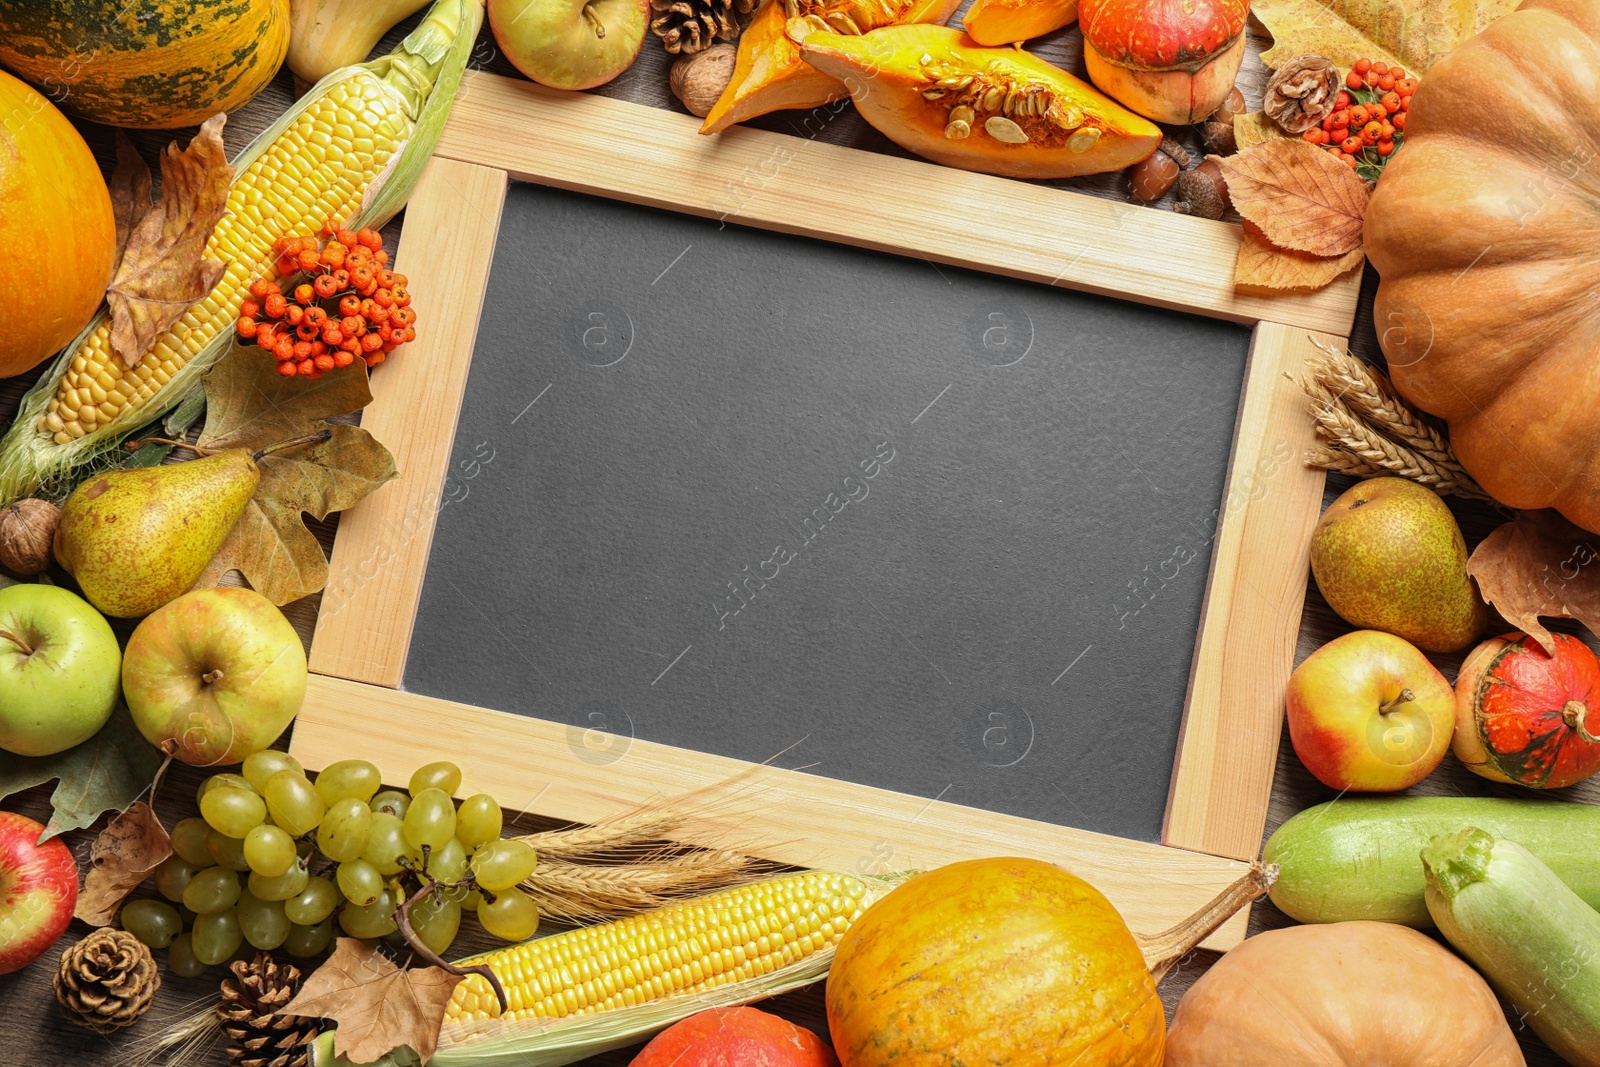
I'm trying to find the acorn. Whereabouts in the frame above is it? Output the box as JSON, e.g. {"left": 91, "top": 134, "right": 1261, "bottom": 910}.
{"left": 1173, "top": 160, "right": 1232, "bottom": 220}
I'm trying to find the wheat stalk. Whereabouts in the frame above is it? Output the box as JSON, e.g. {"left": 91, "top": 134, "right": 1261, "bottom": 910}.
{"left": 518, "top": 815, "right": 689, "bottom": 862}
{"left": 523, "top": 851, "right": 766, "bottom": 923}
{"left": 1306, "top": 338, "right": 1457, "bottom": 465}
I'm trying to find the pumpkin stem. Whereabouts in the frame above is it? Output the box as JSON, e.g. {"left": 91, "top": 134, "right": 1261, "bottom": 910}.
{"left": 1562, "top": 700, "right": 1600, "bottom": 744}
{"left": 1379, "top": 688, "right": 1415, "bottom": 716}
{"left": 1133, "top": 863, "right": 1276, "bottom": 982}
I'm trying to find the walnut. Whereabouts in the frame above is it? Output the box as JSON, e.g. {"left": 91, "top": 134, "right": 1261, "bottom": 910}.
{"left": 1264, "top": 55, "right": 1341, "bottom": 134}
{"left": 0, "top": 499, "right": 59, "bottom": 575}
{"left": 670, "top": 44, "right": 738, "bottom": 118}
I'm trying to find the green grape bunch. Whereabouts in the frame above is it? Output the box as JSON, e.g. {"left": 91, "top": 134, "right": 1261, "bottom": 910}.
{"left": 125, "top": 752, "right": 543, "bottom": 980}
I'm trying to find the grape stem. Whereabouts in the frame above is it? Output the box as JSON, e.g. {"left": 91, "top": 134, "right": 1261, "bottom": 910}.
{"left": 393, "top": 876, "right": 508, "bottom": 1016}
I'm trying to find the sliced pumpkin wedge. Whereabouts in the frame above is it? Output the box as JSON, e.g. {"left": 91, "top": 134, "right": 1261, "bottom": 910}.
{"left": 963, "top": 0, "right": 1078, "bottom": 46}
{"left": 794, "top": 24, "right": 1161, "bottom": 179}
{"left": 700, "top": 0, "right": 962, "bottom": 134}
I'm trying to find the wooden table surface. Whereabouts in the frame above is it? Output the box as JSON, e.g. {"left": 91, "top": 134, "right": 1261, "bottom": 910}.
{"left": 1, "top": 10, "right": 1592, "bottom": 1066}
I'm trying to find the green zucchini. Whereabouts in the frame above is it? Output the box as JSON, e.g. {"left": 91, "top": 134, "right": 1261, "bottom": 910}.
{"left": 1424, "top": 828, "right": 1600, "bottom": 1067}
{"left": 1263, "top": 796, "right": 1600, "bottom": 926}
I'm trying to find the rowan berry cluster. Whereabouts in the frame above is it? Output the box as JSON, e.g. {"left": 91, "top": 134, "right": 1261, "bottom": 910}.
{"left": 1301, "top": 59, "right": 1418, "bottom": 181}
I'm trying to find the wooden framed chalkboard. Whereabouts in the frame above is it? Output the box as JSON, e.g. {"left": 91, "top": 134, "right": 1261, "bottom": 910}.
{"left": 288, "top": 71, "right": 1357, "bottom": 947}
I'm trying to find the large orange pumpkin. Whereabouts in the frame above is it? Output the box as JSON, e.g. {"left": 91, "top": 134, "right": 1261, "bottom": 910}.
{"left": 826, "top": 858, "right": 1165, "bottom": 1066}
{"left": 1365, "top": 0, "right": 1600, "bottom": 532}
{"left": 0, "top": 69, "right": 115, "bottom": 378}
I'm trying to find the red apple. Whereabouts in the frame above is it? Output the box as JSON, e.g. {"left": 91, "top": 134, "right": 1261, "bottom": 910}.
{"left": 1286, "top": 630, "right": 1454, "bottom": 791}
{"left": 0, "top": 810, "right": 77, "bottom": 973}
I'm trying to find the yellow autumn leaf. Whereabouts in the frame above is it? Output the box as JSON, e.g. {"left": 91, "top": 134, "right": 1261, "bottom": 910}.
{"left": 1235, "top": 225, "right": 1366, "bottom": 293}
{"left": 1234, "top": 112, "right": 1287, "bottom": 150}
{"left": 1254, "top": 0, "right": 1519, "bottom": 73}
{"left": 1216, "top": 140, "right": 1370, "bottom": 257}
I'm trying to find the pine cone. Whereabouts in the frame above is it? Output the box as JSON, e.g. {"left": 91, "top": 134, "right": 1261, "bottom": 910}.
{"left": 53, "top": 928, "right": 160, "bottom": 1033}
{"left": 650, "top": 0, "right": 754, "bottom": 55}
{"left": 219, "top": 953, "right": 319, "bottom": 1067}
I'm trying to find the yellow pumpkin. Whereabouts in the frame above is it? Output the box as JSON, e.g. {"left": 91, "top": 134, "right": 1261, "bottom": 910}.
{"left": 1366, "top": 0, "right": 1600, "bottom": 532}
{"left": 0, "top": 69, "right": 116, "bottom": 378}
{"left": 963, "top": 0, "right": 1079, "bottom": 45}
{"left": 796, "top": 25, "right": 1161, "bottom": 179}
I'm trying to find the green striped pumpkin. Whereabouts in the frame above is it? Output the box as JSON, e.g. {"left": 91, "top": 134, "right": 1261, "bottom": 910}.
{"left": 0, "top": 0, "right": 290, "bottom": 129}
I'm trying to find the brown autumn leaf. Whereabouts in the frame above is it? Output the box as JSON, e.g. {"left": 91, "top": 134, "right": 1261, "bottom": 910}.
{"left": 1254, "top": 0, "right": 1518, "bottom": 73}
{"left": 192, "top": 347, "right": 398, "bottom": 605}
{"left": 107, "top": 113, "right": 233, "bottom": 369}
{"left": 1467, "top": 510, "right": 1600, "bottom": 655}
{"left": 1234, "top": 112, "right": 1288, "bottom": 151}
{"left": 108, "top": 134, "right": 153, "bottom": 267}
{"left": 1234, "top": 223, "right": 1366, "bottom": 292}
{"left": 1216, "top": 141, "right": 1370, "bottom": 257}
{"left": 279, "top": 938, "right": 462, "bottom": 1065}
{"left": 73, "top": 801, "right": 170, "bottom": 926}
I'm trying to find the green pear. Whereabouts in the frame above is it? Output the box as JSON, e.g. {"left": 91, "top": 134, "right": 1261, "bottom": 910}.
{"left": 1310, "top": 477, "right": 1489, "bottom": 653}
{"left": 54, "top": 450, "right": 260, "bottom": 618}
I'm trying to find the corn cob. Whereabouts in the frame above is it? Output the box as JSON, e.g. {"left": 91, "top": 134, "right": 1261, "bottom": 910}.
{"left": 0, "top": 0, "right": 483, "bottom": 506}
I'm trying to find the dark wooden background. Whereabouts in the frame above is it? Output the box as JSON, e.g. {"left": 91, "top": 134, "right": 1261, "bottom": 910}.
{"left": 1, "top": 7, "right": 1592, "bottom": 1066}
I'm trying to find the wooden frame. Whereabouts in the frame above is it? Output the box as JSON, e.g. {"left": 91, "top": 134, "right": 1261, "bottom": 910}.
{"left": 294, "top": 71, "right": 1354, "bottom": 948}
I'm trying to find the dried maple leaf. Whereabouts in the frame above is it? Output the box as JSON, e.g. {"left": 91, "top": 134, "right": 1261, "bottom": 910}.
{"left": 1234, "top": 112, "right": 1287, "bottom": 151}
{"left": 1467, "top": 510, "right": 1600, "bottom": 655}
{"left": 193, "top": 348, "right": 398, "bottom": 605}
{"left": 108, "top": 134, "right": 153, "bottom": 267}
{"left": 280, "top": 938, "right": 461, "bottom": 1065}
{"left": 1255, "top": 0, "right": 1518, "bottom": 73}
{"left": 1216, "top": 141, "right": 1370, "bottom": 257}
{"left": 107, "top": 113, "right": 233, "bottom": 369}
{"left": 74, "top": 801, "right": 171, "bottom": 926}
{"left": 1234, "top": 222, "right": 1365, "bottom": 292}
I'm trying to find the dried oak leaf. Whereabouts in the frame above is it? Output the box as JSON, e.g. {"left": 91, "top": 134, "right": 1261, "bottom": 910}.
{"left": 107, "top": 113, "right": 233, "bottom": 369}
{"left": 1467, "top": 510, "right": 1600, "bottom": 655}
{"left": 1216, "top": 140, "right": 1370, "bottom": 257}
{"left": 108, "top": 134, "right": 153, "bottom": 267}
{"left": 1254, "top": 0, "right": 1518, "bottom": 73}
{"left": 279, "top": 938, "right": 461, "bottom": 1065}
{"left": 1234, "top": 112, "right": 1287, "bottom": 151}
{"left": 1235, "top": 222, "right": 1365, "bottom": 293}
{"left": 0, "top": 705, "right": 164, "bottom": 840}
{"left": 74, "top": 801, "right": 171, "bottom": 926}
{"left": 193, "top": 348, "right": 398, "bottom": 606}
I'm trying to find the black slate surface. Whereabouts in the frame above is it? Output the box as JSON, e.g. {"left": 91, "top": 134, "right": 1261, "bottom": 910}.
{"left": 402, "top": 181, "right": 1251, "bottom": 844}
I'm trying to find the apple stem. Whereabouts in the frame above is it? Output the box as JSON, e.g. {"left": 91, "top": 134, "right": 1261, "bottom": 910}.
{"left": 582, "top": 3, "right": 607, "bottom": 38}
{"left": 1379, "top": 688, "right": 1415, "bottom": 716}
{"left": 202, "top": 669, "right": 225, "bottom": 685}
{"left": 0, "top": 629, "right": 33, "bottom": 656}
{"left": 1563, "top": 700, "right": 1600, "bottom": 744}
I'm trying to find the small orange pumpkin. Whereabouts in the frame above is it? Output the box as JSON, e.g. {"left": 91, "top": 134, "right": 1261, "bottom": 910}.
{"left": 796, "top": 25, "right": 1161, "bottom": 179}
{"left": 963, "top": 0, "right": 1078, "bottom": 45}
{"left": 1454, "top": 631, "right": 1600, "bottom": 789}
{"left": 826, "top": 857, "right": 1267, "bottom": 1067}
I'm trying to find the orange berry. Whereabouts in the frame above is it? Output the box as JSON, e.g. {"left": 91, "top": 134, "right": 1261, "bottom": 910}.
{"left": 1397, "top": 78, "right": 1418, "bottom": 96}
{"left": 357, "top": 228, "right": 382, "bottom": 250}
{"left": 296, "top": 323, "right": 318, "bottom": 342}
{"left": 342, "top": 314, "right": 365, "bottom": 336}
{"left": 338, "top": 295, "right": 362, "bottom": 317}
{"left": 1341, "top": 136, "right": 1364, "bottom": 154}
{"left": 1334, "top": 90, "right": 1351, "bottom": 109}
{"left": 264, "top": 293, "right": 288, "bottom": 318}
{"left": 1377, "top": 74, "right": 1396, "bottom": 91}
{"left": 1392, "top": 112, "right": 1407, "bottom": 132}
{"left": 1370, "top": 61, "right": 1389, "bottom": 75}
{"left": 364, "top": 351, "right": 386, "bottom": 369}
{"left": 373, "top": 250, "right": 389, "bottom": 266}
{"left": 1361, "top": 121, "right": 1384, "bottom": 141}
{"left": 314, "top": 353, "right": 336, "bottom": 372}
{"left": 1346, "top": 71, "right": 1364, "bottom": 89}
{"left": 1354, "top": 58, "right": 1373, "bottom": 74}
{"left": 1341, "top": 154, "right": 1360, "bottom": 169}
{"left": 275, "top": 337, "right": 296, "bottom": 361}
{"left": 1389, "top": 67, "right": 1406, "bottom": 80}
{"left": 297, "top": 358, "right": 316, "bottom": 377}
{"left": 297, "top": 248, "right": 321, "bottom": 271}
{"left": 314, "top": 275, "right": 340, "bottom": 299}
{"left": 322, "top": 326, "right": 344, "bottom": 346}
{"left": 240, "top": 299, "right": 261, "bottom": 319}
{"left": 249, "top": 278, "right": 280, "bottom": 299}
{"left": 285, "top": 305, "right": 305, "bottom": 326}
{"left": 236, "top": 316, "right": 258, "bottom": 339}
{"left": 1327, "top": 126, "right": 1350, "bottom": 143}
{"left": 1376, "top": 139, "right": 1396, "bottom": 157}
{"left": 334, "top": 350, "right": 356, "bottom": 368}
{"left": 292, "top": 283, "right": 313, "bottom": 305}
{"left": 1380, "top": 121, "right": 1395, "bottom": 138}
{"left": 336, "top": 228, "right": 358, "bottom": 246}
{"left": 277, "top": 360, "right": 299, "bottom": 376}
{"left": 361, "top": 332, "right": 384, "bottom": 353}
{"left": 1381, "top": 91, "right": 1401, "bottom": 111}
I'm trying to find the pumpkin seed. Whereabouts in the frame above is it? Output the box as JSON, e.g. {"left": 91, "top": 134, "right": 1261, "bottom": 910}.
{"left": 824, "top": 11, "right": 860, "bottom": 32}
{"left": 985, "top": 115, "right": 1028, "bottom": 143}
{"left": 1052, "top": 105, "right": 1084, "bottom": 129}
{"left": 1066, "top": 126, "right": 1101, "bottom": 151}
{"left": 945, "top": 119, "right": 972, "bottom": 139}
{"left": 949, "top": 104, "right": 974, "bottom": 125}
{"left": 919, "top": 52, "right": 934, "bottom": 65}
{"left": 981, "top": 87, "right": 1003, "bottom": 111}
{"left": 922, "top": 88, "right": 946, "bottom": 100}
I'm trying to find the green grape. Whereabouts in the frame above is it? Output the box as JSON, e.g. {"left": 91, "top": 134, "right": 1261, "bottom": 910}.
{"left": 409, "top": 894, "right": 461, "bottom": 956}
{"left": 370, "top": 789, "right": 410, "bottom": 818}
{"left": 314, "top": 759, "right": 383, "bottom": 805}
{"left": 454, "top": 794, "right": 502, "bottom": 851}
{"left": 248, "top": 862, "right": 310, "bottom": 902}
{"left": 478, "top": 889, "right": 538, "bottom": 941}
{"left": 469, "top": 840, "right": 538, "bottom": 892}
{"left": 202, "top": 786, "right": 268, "bottom": 838}
{"left": 459, "top": 889, "right": 483, "bottom": 912}
{"left": 285, "top": 877, "right": 341, "bottom": 925}
{"left": 191, "top": 908, "right": 244, "bottom": 965}
{"left": 283, "top": 917, "right": 335, "bottom": 958}
{"left": 408, "top": 761, "right": 463, "bottom": 797}
{"left": 403, "top": 788, "right": 456, "bottom": 851}
{"left": 339, "top": 890, "right": 397, "bottom": 939}
{"left": 429, "top": 838, "right": 468, "bottom": 884}
{"left": 237, "top": 891, "right": 291, "bottom": 951}
{"left": 197, "top": 773, "right": 257, "bottom": 805}
{"left": 363, "top": 813, "right": 418, "bottom": 876}
{"left": 152, "top": 856, "right": 202, "bottom": 903}
{"left": 243, "top": 824, "right": 297, "bottom": 878}
{"left": 264, "top": 770, "right": 326, "bottom": 836}
{"left": 316, "top": 797, "right": 373, "bottom": 863}
{"left": 120, "top": 899, "right": 182, "bottom": 949}
{"left": 206, "top": 829, "right": 252, "bottom": 872}
{"left": 242, "top": 750, "right": 304, "bottom": 793}
{"left": 183, "top": 866, "right": 242, "bottom": 915}
{"left": 167, "top": 932, "right": 209, "bottom": 977}
{"left": 170, "top": 817, "right": 215, "bottom": 866}
{"left": 176, "top": 903, "right": 199, "bottom": 928}
{"left": 336, "top": 860, "right": 384, "bottom": 906}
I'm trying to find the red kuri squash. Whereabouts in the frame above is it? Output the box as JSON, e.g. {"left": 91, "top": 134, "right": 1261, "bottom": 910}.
{"left": 1454, "top": 631, "right": 1600, "bottom": 789}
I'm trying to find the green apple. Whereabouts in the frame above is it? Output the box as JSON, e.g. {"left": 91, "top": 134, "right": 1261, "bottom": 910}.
{"left": 490, "top": 0, "right": 649, "bottom": 91}
{"left": 122, "top": 587, "right": 307, "bottom": 767}
{"left": 0, "top": 583, "right": 120, "bottom": 756}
